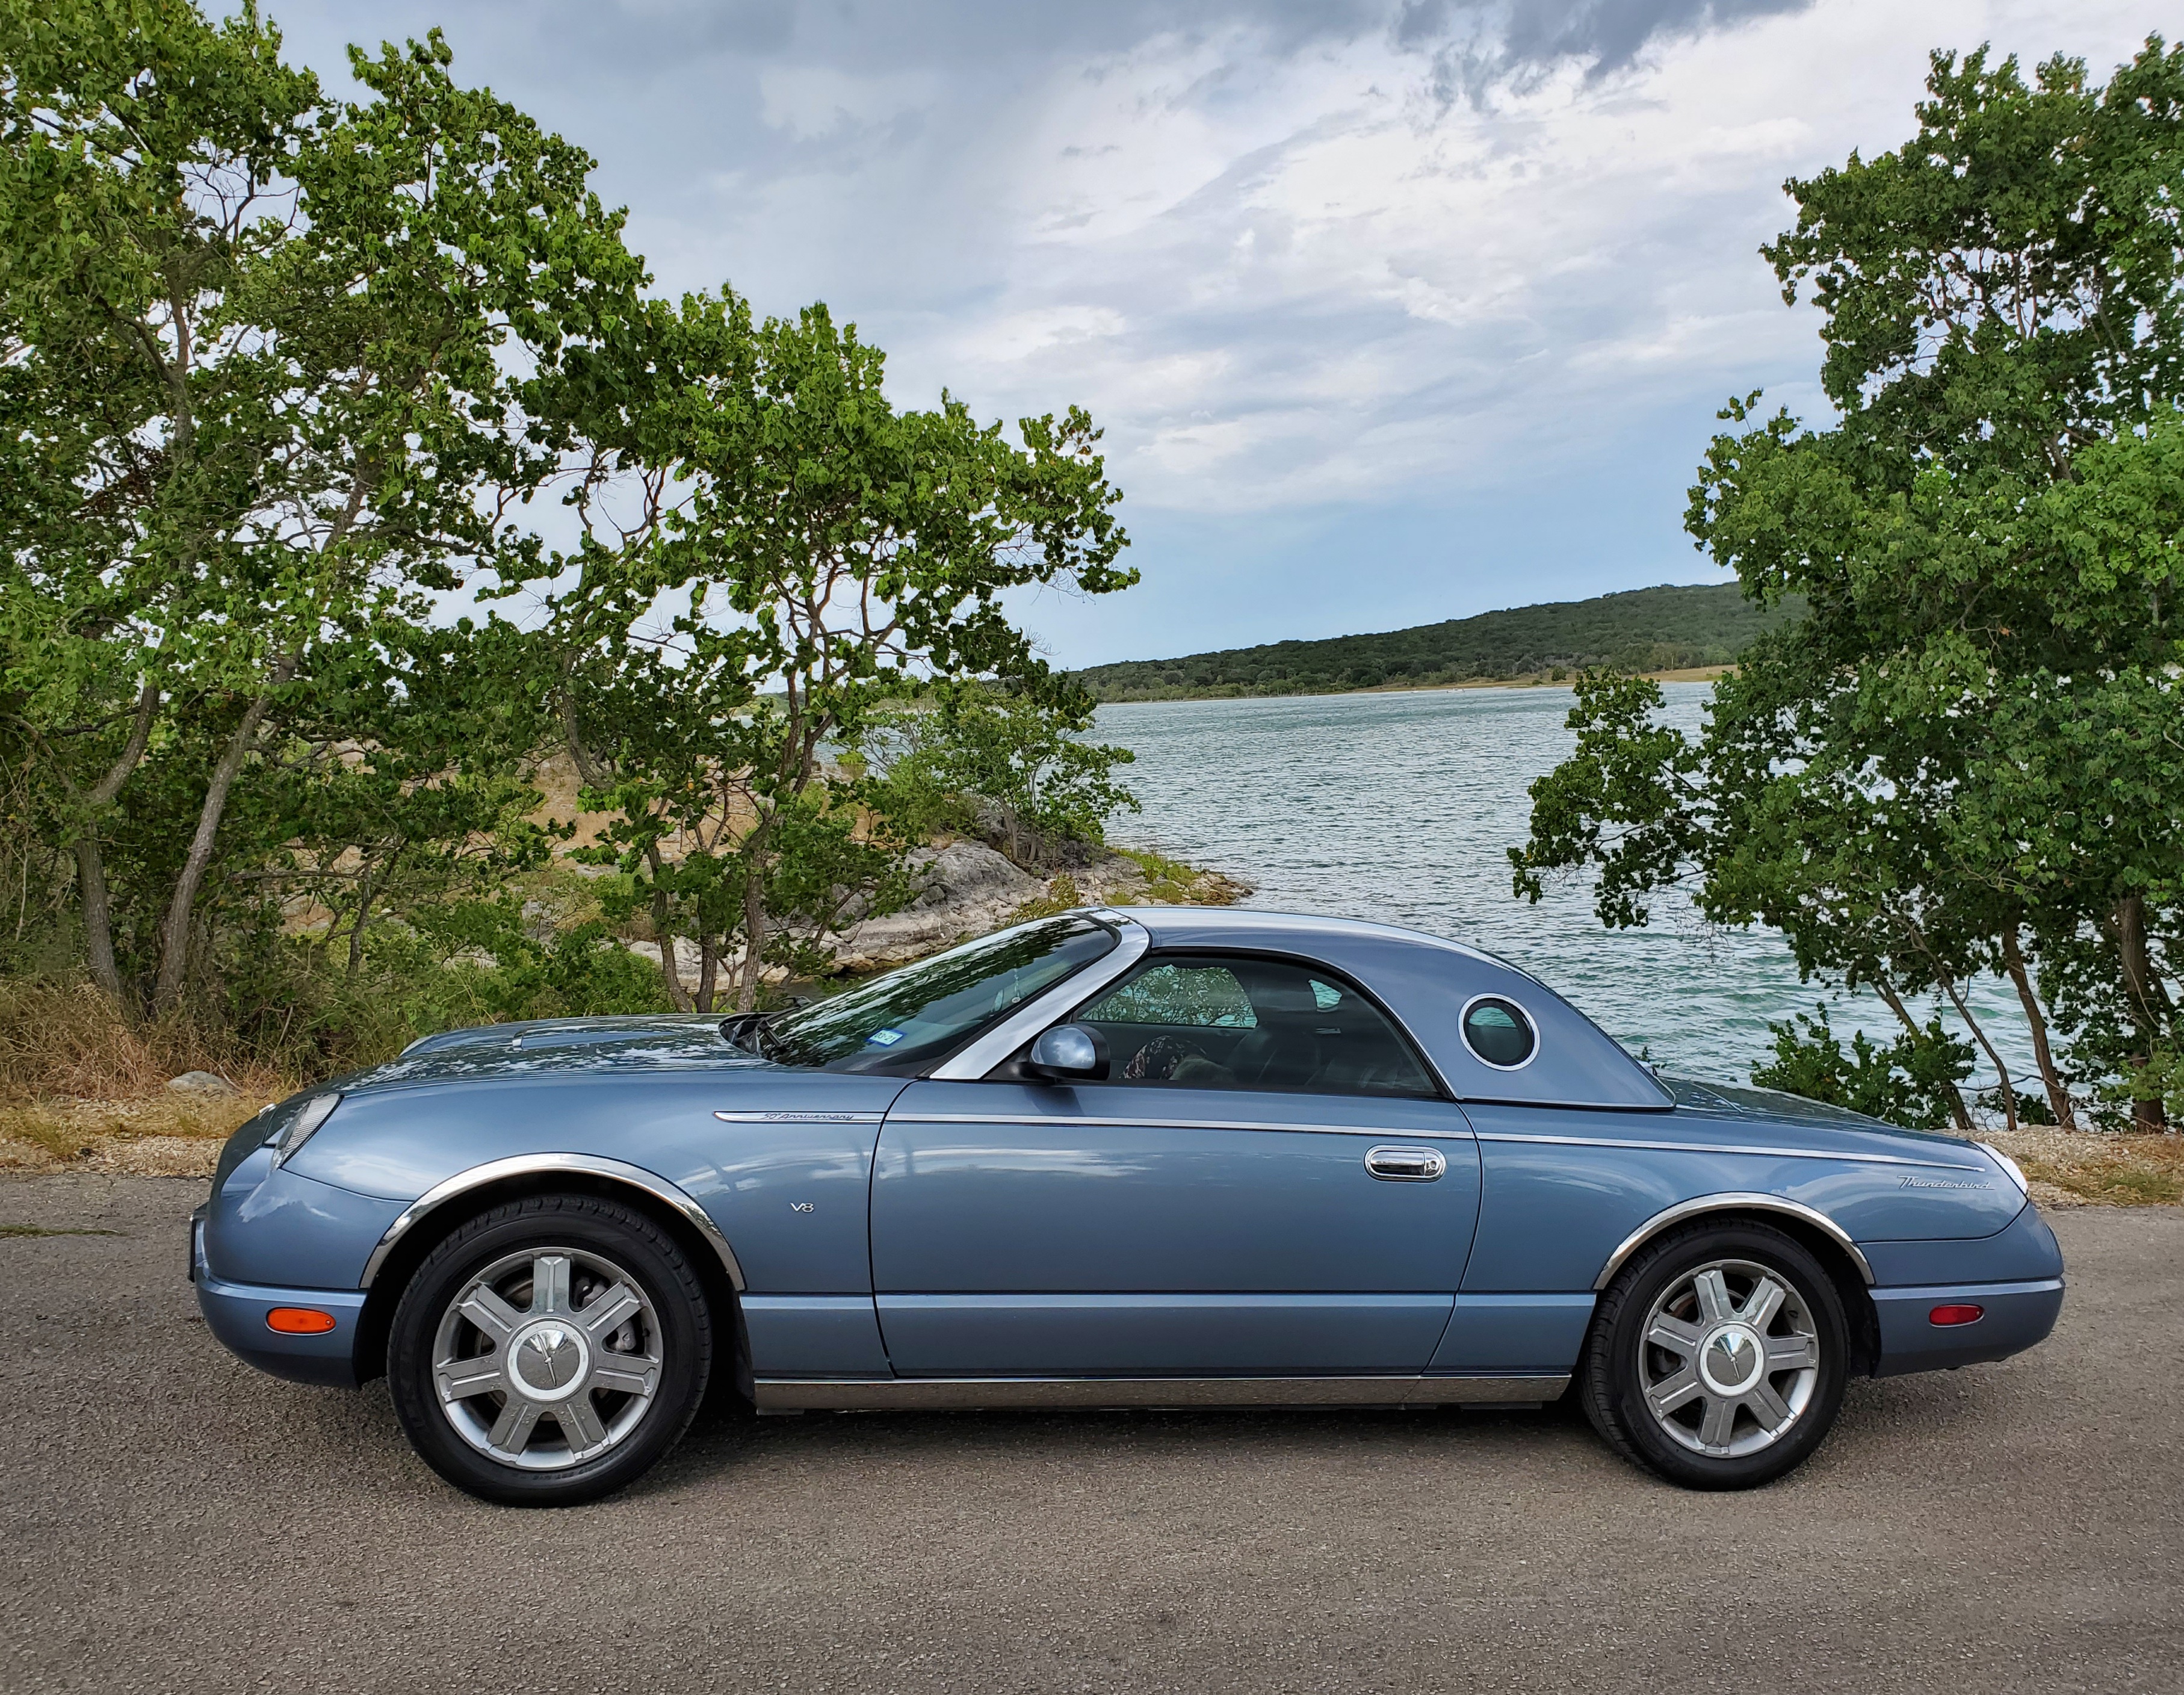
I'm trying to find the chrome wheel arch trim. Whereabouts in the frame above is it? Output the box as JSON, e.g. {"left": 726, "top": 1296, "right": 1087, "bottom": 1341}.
{"left": 1593, "top": 1193, "right": 1874, "bottom": 1291}
{"left": 357, "top": 1153, "right": 746, "bottom": 1292}
{"left": 928, "top": 911, "right": 1151, "bottom": 1080}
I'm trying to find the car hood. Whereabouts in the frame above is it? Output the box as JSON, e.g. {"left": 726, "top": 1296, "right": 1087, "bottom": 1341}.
{"left": 336, "top": 1014, "right": 776, "bottom": 1094}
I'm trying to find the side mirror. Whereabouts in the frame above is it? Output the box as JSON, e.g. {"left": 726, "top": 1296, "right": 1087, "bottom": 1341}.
{"left": 1025, "top": 1023, "right": 1109, "bottom": 1083}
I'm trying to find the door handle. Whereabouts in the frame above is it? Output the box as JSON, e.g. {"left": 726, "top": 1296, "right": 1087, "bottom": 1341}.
{"left": 1364, "top": 1145, "right": 1446, "bottom": 1182}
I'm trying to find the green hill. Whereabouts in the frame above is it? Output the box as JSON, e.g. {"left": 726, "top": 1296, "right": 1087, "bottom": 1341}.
{"left": 1070, "top": 583, "right": 1796, "bottom": 702}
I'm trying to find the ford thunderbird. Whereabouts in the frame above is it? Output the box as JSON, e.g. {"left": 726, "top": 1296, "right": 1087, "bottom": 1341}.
{"left": 193, "top": 908, "right": 2063, "bottom": 1504}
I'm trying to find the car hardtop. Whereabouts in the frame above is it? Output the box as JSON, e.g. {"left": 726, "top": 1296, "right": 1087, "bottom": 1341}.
{"left": 1106, "top": 906, "right": 1672, "bottom": 1111}
{"left": 311, "top": 910, "right": 1976, "bottom": 1149}
{"left": 1110, "top": 904, "right": 1499, "bottom": 961}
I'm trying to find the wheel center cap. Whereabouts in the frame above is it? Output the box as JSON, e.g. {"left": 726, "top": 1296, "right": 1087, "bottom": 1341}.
{"left": 510, "top": 1321, "right": 589, "bottom": 1401}
{"left": 1699, "top": 1323, "right": 1765, "bottom": 1395}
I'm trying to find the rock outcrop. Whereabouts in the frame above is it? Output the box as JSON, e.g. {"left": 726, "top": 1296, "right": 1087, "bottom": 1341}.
{"left": 616, "top": 837, "right": 1250, "bottom": 988}
{"left": 166, "top": 1071, "right": 239, "bottom": 1097}
{"left": 831, "top": 841, "right": 1047, "bottom": 971}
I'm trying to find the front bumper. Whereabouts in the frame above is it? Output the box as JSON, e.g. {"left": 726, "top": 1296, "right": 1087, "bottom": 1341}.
{"left": 1869, "top": 1276, "right": 2065, "bottom": 1377}
{"left": 191, "top": 1210, "right": 365, "bottom": 1387}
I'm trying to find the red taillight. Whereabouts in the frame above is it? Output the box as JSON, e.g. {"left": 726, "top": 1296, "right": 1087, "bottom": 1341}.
{"left": 1929, "top": 1304, "right": 1985, "bottom": 1327}
{"left": 265, "top": 1307, "right": 337, "bottom": 1334}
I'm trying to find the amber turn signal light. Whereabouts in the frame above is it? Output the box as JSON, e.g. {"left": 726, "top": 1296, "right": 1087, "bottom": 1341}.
{"left": 1928, "top": 1304, "right": 1984, "bottom": 1327}
{"left": 265, "top": 1307, "right": 338, "bottom": 1334}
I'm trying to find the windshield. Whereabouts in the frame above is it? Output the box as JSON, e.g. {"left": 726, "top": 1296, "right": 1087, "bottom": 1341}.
{"left": 764, "top": 916, "right": 1119, "bottom": 1074}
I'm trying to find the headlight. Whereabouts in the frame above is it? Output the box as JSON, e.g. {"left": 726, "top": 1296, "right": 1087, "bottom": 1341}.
{"left": 271, "top": 1093, "right": 342, "bottom": 1168}
{"left": 1976, "top": 1141, "right": 2029, "bottom": 1195}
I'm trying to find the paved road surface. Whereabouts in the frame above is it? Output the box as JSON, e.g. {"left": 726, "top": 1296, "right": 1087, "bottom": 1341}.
{"left": 4, "top": 1176, "right": 2178, "bottom": 1693}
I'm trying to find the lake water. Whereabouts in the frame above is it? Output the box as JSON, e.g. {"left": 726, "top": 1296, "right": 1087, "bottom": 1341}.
{"left": 1096, "top": 684, "right": 2035, "bottom": 1096}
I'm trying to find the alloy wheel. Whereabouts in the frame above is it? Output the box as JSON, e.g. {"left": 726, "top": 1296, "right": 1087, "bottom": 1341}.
{"left": 430, "top": 1245, "right": 664, "bottom": 1471}
{"left": 1638, "top": 1257, "right": 1822, "bottom": 1459}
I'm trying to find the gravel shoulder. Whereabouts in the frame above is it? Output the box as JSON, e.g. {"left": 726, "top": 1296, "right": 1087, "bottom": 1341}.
{"left": 2, "top": 1176, "right": 2178, "bottom": 1694}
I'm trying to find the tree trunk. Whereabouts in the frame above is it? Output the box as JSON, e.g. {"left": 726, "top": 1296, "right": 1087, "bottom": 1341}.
{"left": 345, "top": 848, "right": 398, "bottom": 982}
{"left": 73, "top": 837, "right": 124, "bottom": 1004}
{"left": 644, "top": 843, "right": 690, "bottom": 1012}
{"left": 152, "top": 683, "right": 280, "bottom": 1016}
{"left": 1875, "top": 979, "right": 1972, "bottom": 1133}
{"left": 696, "top": 936, "right": 719, "bottom": 1015}
{"left": 66, "top": 681, "right": 160, "bottom": 1011}
{"left": 1937, "top": 973, "right": 2017, "bottom": 1135}
{"left": 2000, "top": 927, "right": 2076, "bottom": 1130}
{"left": 735, "top": 834, "right": 771, "bottom": 1014}
{"left": 2115, "top": 896, "right": 2169, "bottom": 1132}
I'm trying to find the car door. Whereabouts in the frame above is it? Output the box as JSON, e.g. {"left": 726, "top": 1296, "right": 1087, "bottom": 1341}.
{"left": 871, "top": 953, "right": 1481, "bottom": 1377}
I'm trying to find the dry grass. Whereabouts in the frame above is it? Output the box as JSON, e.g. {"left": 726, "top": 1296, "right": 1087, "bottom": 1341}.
{"left": 0, "top": 1093, "right": 264, "bottom": 1177}
{"left": 0, "top": 981, "right": 293, "bottom": 1106}
{"left": 0, "top": 981, "right": 290, "bottom": 1177}
{"left": 1985, "top": 1127, "right": 2184, "bottom": 1208}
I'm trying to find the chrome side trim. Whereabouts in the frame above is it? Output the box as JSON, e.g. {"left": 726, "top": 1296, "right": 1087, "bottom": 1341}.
{"left": 888, "top": 1112, "right": 1474, "bottom": 1141}
{"left": 1594, "top": 1193, "right": 1875, "bottom": 1290}
{"left": 713, "top": 1110, "right": 885, "bottom": 1124}
{"left": 357, "top": 1154, "right": 746, "bottom": 1291}
{"left": 928, "top": 914, "right": 1150, "bottom": 1080}
{"left": 1477, "top": 1132, "right": 1984, "bottom": 1171}
{"left": 752, "top": 1374, "right": 1568, "bottom": 1411}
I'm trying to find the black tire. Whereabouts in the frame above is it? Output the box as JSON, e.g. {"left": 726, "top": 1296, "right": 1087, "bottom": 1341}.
{"left": 1580, "top": 1218, "right": 1849, "bottom": 1490}
{"left": 388, "top": 1193, "right": 714, "bottom": 1507}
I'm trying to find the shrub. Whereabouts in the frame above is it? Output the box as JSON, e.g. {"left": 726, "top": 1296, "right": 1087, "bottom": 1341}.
{"left": 1750, "top": 1004, "right": 1974, "bottom": 1131}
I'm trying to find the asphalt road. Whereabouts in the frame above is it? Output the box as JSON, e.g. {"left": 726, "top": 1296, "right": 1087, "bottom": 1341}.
{"left": 3, "top": 1177, "right": 2179, "bottom": 1695}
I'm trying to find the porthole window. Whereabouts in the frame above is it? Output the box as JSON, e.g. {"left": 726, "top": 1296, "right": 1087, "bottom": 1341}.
{"left": 1461, "top": 996, "right": 1537, "bottom": 1070}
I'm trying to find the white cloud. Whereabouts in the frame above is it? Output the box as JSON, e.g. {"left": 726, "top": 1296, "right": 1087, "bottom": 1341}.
{"left": 871, "top": 0, "right": 2153, "bottom": 516}
{"left": 268, "top": 0, "right": 2166, "bottom": 657}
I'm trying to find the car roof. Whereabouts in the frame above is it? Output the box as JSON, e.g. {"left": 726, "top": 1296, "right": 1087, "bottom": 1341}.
{"left": 1108, "top": 905, "right": 1500, "bottom": 962}
{"left": 1091, "top": 906, "right": 1670, "bottom": 1111}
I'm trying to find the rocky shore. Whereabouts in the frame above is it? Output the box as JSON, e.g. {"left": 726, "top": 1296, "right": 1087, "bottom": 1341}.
{"left": 626, "top": 837, "right": 1251, "bottom": 981}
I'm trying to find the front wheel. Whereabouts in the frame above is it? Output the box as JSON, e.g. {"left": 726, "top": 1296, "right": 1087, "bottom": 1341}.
{"left": 1579, "top": 1218, "right": 1849, "bottom": 1490}
{"left": 388, "top": 1194, "right": 714, "bottom": 1505}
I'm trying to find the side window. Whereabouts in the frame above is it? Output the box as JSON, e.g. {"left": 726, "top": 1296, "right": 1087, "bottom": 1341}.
{"left": 1081, "top": 962, "right": 1257, "bottom": 1028}
{"left": 1076, "top": 956, "right": 1437, "bottom": 1099}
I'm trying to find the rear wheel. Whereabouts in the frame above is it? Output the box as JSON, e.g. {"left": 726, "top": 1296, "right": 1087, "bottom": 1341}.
{"left": 388, "top": 1194, "right": 713, "bottom": 1505}
{"left": 1580, "top": 1219, "right": 1848, "bottom": 1490}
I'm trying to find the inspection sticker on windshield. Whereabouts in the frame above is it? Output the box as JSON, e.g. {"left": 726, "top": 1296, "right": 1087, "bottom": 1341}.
{"left": 866, "top": 1027, "right": 906, "bottom": 1047}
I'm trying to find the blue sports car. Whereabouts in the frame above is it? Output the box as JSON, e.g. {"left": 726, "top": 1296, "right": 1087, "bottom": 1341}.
{"left": 194, "top": 908, "right": 2064, "bottom": 1504}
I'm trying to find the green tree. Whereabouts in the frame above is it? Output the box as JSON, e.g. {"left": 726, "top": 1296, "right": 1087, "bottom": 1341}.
{"left": 0, "top": 3, "right": 1148, "bottom": 1062}
{"left": 879, "top": 678, "right": 1138, "bottom": 869}
{"left": 0, "top": 4, "right": 643, "bottom": 1014}
{"left": 1750, "top": 1005, "right": 1975, "bottom": 1133}
{"left": 1514, "top": 39, "right": 2184, "bottom": 1130}
{"left": 542, "top": 299, "right": 1134, "bottom": 1012}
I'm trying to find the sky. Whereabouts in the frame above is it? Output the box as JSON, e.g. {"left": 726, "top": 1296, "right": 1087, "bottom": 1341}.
{"left": 268, "top": 0, "right": 2164, "bottom": 668}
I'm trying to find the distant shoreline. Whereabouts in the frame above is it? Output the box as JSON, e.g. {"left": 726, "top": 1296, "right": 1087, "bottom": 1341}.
{"left": 1067, "top": 583, "right": 1790, "bottom": 704}
{"left": 1094, "top": 664, "right": 1734, "bottom": 706}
